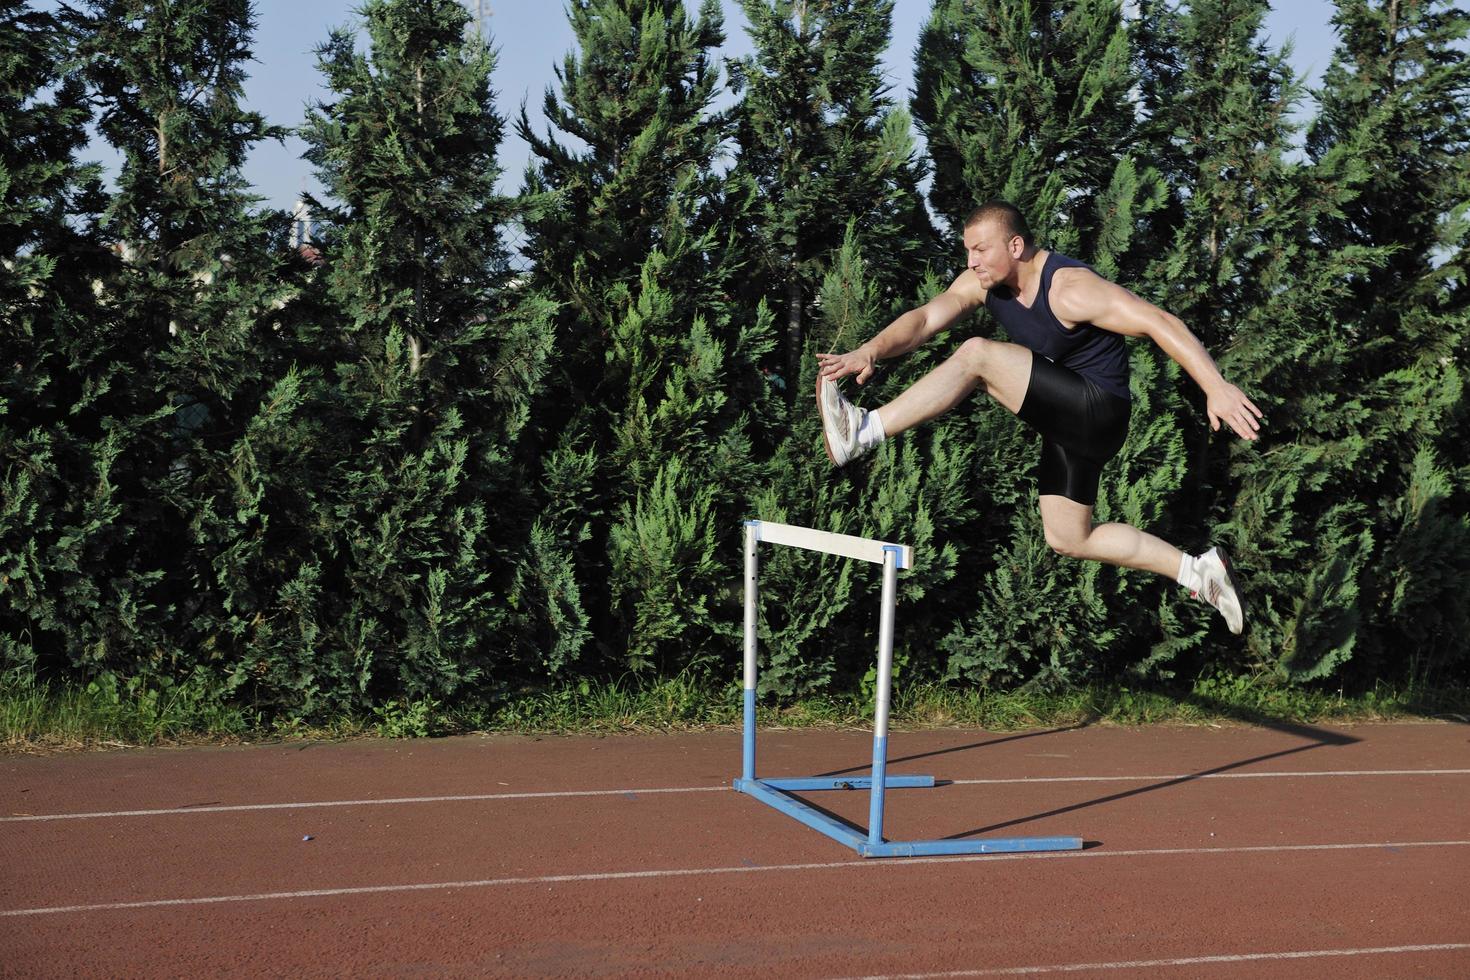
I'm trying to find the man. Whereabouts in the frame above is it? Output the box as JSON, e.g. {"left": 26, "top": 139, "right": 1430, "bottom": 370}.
{"left": 815, "top": 200, "right": 1262, "bottom": 633}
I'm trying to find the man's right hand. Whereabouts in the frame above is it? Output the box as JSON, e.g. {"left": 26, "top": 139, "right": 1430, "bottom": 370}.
{"left": 816, "top": 349, "right": 877, "bottom": 385}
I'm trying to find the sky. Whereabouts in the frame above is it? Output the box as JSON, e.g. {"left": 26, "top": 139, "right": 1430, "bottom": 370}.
{"left": 78, "top": 0, "right": 1346, "bottom": 214}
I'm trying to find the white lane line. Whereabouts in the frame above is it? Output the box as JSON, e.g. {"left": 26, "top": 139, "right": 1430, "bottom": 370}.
{"left": 0, "top": 786, "right": 724, "bottom": 822}
{"left": 952, "top": 768, "right": 1470, "bottom": 785}
{"left": 840, "top": 942, "right": 1470, "bottom": 978}
{"left": 4, "top": 769, "right": 1468, "bottom": 823}
{"left": 3, "top": 839, "right": 1467, "bottom": 918}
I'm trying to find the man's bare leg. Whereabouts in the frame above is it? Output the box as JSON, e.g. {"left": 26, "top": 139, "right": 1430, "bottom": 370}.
{"left": 868, "top": 339, "right": 1182, "bottom": 579}
{"left": 1038, "top": 494, "right": 1183, "bottom": 578}
{"left": 1039, "top": 493, "right": 1244, "bottom": 632}
{"left": 818, "top": 337, "right": 1033, "bottom": 462}
{"left": 875, "top": 337, "right": 1034, "bottom": 435}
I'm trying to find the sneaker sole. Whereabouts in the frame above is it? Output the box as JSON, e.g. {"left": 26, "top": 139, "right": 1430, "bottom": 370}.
{"left": 1215, "top": 546, "right": 1245, "bottom": 634}
{"left": 815, "top": 374, "right": 840, "bottom": 466}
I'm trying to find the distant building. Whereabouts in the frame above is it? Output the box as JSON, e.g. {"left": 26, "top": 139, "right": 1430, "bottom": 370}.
{"left": 290, "top": 195, "right": 314, "bottom": 249}
{"left": 464, "top": 1, "right": 490, "bottom": 41}
{"left": 291, "top": 196, "right": 323, "bottom": 267}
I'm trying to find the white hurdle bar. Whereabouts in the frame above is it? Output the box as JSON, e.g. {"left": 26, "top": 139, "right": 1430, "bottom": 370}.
{"left": 734, "top": 519, "right": 1083, "bottom": 858}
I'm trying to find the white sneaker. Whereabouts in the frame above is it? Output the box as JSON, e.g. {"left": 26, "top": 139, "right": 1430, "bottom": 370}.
{"left": 816, "top": 375, "right": 869, "bottom": 467}
{"left": 1194, "top": 546, "right": 1244, "bottom": 635}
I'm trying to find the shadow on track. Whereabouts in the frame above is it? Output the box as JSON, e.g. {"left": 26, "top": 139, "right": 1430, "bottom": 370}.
{"left": 942, "top": 716, "right": 1360, "bottom": 841}
{"left": 813, "top": 724, "right": 1090, "bottom": 779}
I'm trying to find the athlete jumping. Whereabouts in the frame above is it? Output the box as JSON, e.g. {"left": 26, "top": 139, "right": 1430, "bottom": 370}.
{"left": 815, "top": 200, "right": 1261, "bottom": 633}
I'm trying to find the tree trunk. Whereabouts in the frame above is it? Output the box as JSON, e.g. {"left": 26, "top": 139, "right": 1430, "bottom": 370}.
{"left": 412, "top": 63, "right": 426, "bottom": 374}
{"left": 787, "top": 270, "right": 802, "bottom": 402}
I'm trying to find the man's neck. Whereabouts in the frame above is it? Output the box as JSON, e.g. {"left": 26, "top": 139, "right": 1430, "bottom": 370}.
{"left": 1008, "top": 247, "right": 1045, "bottom": 296}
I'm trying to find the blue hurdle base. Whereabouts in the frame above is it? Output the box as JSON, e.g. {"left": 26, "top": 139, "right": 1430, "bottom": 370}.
{"left": 761, "top": 775, "right": 935, "bottom": 791}
{"left": 732, "top": 776, "right": 1084, "bottom": 858}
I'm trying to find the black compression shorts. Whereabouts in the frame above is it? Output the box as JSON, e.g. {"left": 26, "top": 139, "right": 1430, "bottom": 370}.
{"left": 1015, "top": 354, "right": 1131, "bottom": 506}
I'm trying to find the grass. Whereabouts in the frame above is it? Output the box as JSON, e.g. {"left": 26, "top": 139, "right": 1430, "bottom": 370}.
{"left": 0, "top": 670, "right": 229, "bottom": 752}
{"left": 4, "top": 666, "right": 1467, "bottom": 753}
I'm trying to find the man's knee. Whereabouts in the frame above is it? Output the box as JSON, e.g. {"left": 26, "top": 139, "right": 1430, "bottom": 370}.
{"left": 955, "top": 336, "right": 992, "bottom": 376}
{"left": 1043, "top": 522, "right": 1090, "bottom": 559}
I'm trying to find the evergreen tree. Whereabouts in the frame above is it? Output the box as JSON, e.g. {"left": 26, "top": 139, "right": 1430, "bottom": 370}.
{"left": 519, "top": 0, "right": 728, "bottom": 404}
{"left": 903, "top": 0, "right": 1187, "bottom": 687}
{"left": 2, "top": 1, "right": 292, "bottom": 701}
{"left": 1135, "top": 0, "right": 1398, "bottom": 681}
{"left": 0, "top": 0, "right": 117, "bottom": 676}
{"left": 600, "top": 220, "right": 776, "bottom": 674}
{"left": 295, "top": 0, "right": 556, "bottom": 708}
{"left": 84, "top": 0, "right": 319, "bottom": 706}
{"left": 747, "top": 228, "right": 977, "bottom": 697}
{"left": 913, "top": 0, "right": 1163, "bottom": 275}
{"left": 728, "top": 0, "right": 937, "bottom": 394}
{"left": 718, "top": 2, "right": 979, "bottom": 697}
{"left": 1301, "top": 0, "right": 1470, "bottom": 683}
{"left": 520, "top": 0, "right": 771, "bottom": 675}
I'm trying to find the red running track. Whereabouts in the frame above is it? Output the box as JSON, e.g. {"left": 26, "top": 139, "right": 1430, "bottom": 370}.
{"left": 2, "top": 721, "right": 1469, "bottom": 978}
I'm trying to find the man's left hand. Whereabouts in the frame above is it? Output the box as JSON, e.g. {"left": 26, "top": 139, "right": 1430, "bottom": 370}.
{"left": 1207, "top": 384, "right": 1264, "bottom": 441}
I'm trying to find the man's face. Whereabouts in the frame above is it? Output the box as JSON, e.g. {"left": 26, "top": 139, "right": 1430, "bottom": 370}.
{"left": 963, "top": 219, "right": 1020, "bottom": 288}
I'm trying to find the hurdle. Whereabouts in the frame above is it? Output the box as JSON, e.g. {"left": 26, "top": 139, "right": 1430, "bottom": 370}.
{"left": 733, "top": 519, "right": 1083, "bottom": 858}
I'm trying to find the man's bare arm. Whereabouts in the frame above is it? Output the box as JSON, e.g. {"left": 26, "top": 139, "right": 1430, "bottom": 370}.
{"left": 1050, "top": 268, "right": 1265, "bottom": 441}
{"left": 816, "top": 271, "right": 985, "bottom": 385}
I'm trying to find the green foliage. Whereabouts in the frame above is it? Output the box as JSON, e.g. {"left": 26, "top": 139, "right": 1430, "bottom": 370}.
{"left": 744, "top": 225, "right": 968, "bottom": 698}
{"left": 519, "top": 0, "right": 728, "bottom": 390}
{"left": 3, "top": 0, "right": 290, "bottom": 691}
{"left": 1298, "top": 0, "right": 1470, "bottom": 684}
{"left": 16, "top": 665, "right": 1465, "bottom": 749}
{"left": 907, "top": 0, "right": 1187, "bottom": 687}
{"left": 1377, "top": 446, "right": 1470, "bottom": 680}
{"left": 729, "top": 0, "right": 938, "bottom": 389}
{"left": 280, "top": 0, "right": 558, "bottom": 710}
{"left": 1129, "top": 0, "right": 1390, "bottom": 684}
{"left": 373, "top": 695, "right": 443, "bottom": 738}
{"left": 1, "top": 666, "right": 253, "bottom": 747}
{"left": 723, "top": 4, "right": 955, "bottom": 699}
{"left": 5, "top": 0, "right": 1469, "bottom": 730}
{"left": 913, "top": 0, "right": 1156, "bottom": 264}
{"left": 520, "top": 0, "right": 771, "bottom": 680}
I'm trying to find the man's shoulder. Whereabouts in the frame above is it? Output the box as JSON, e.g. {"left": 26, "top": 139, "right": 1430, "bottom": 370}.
{"left": 944, "top": 268, "right": 988, "bottom": 307}
{"left": 1049, "top": 262, "right": 1104, "bottom": 287}
{"left": 1047, "top": 263, "right": 1110, "bottom": 303}
{"left": 1048, "top": 263, "right": 1132, "bottom": 325}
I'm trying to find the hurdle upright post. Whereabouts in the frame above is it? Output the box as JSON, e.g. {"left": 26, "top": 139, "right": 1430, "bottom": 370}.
{"left": 867, "top": 544, "right": 899, "bottom": 847}
{"left": 742, "top": 521, "right": 759, "bottom": 783}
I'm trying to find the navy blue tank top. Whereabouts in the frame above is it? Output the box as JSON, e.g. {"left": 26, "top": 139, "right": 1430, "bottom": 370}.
{"left": 984, "top": 252, "right": 1130, "bottom": 400}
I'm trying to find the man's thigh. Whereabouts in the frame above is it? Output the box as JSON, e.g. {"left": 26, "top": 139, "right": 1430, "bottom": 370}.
{"left": 970, "top": 338, "right": 1034, "bottom": 415}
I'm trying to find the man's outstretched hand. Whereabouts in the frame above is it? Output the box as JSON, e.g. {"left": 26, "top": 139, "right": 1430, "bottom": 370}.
{"left": 816, "top": 349, "right": 877, "bottom": 385}
{"left": 1207, "top": 383, "right": 1265, "bottom": 441}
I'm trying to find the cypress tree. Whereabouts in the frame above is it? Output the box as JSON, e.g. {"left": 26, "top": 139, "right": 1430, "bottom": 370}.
{"left": 728, "top": 0, "right": 938, "bottom": 396}
{"left": 5, "top": 1, "right": 291, "bottom": 699}
{"left": 0, "top": 0, "right": 117, "bottom": 676}
{"left": 913, "top": 0, "right": 1159, "bottom": 272}
{"left": 518, "top": 0, "right": 728, "bottom": 406}
{"left": 1302, "top": 0, "right": 1470, "bottom": 683}
{"left": 1135, "top": 0, "right": 1399, "bottom": 681}
{"left": 601, "top": 224, "right": 775, "bottom": 674}
{"left": 520, "top": 1, "right": 771, "bottom": 676}
{"left": 722, "top": 3, "right": 993, "bottom": 697}
{"left": 906, "top": 0, "right": 1187, "bottom": 687}
{"left": 747, "top": 226, "right": 979, "bottom": 697}
{"left": 296, "top": 0, "right": 556, "bottom": 709}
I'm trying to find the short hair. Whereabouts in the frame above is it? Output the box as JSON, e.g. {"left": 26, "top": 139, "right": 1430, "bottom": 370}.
{"left": 963, "top": 200, "right": 1033, "bottom": 248}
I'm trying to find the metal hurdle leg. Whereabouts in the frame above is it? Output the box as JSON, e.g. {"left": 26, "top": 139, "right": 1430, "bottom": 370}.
{"left": 733, "top": 519, "right": 1084, "bottom": 859}
{"left": 866, "top": 545, "right": 899, "bottom": 848}
{"left": 742, "top": 522, "right": 758, "bottom": 784}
